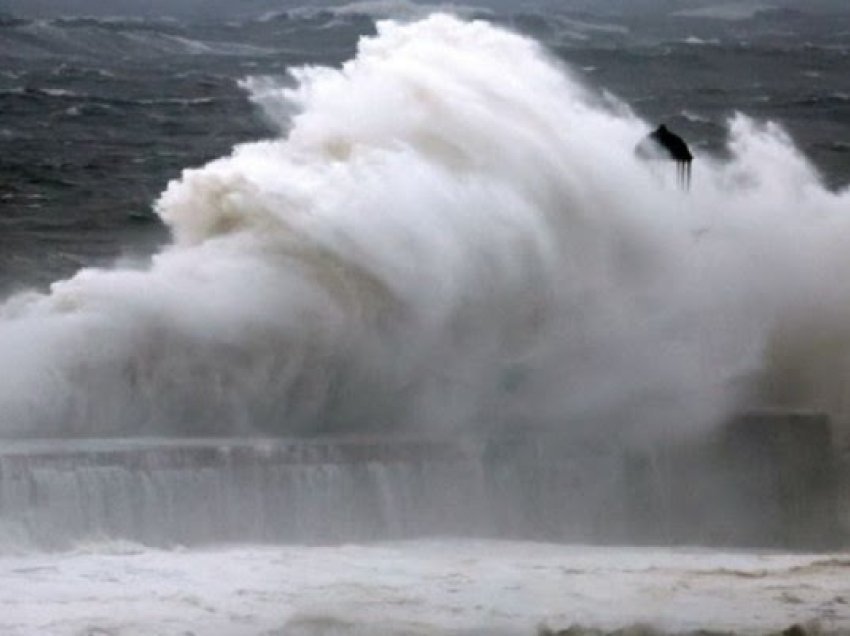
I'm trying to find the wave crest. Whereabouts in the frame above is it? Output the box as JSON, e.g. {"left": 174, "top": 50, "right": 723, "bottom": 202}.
{"left": 1, "top": 15, "right": 849, "bottom": 444}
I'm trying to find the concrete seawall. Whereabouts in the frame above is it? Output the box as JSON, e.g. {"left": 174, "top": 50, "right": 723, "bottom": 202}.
{"left": 626, "top": 410, "right": 841, "bottom": 549}
{"left": 0, "top": 411, "right": 842, "bottom": 550}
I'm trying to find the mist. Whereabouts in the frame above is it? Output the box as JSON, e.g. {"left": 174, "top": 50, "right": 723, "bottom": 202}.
{"left": 1, "top": 13, "right": 848, "bottom": 453}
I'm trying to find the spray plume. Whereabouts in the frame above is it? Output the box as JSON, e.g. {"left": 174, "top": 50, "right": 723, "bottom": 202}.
{"left": 0, "top": 15, "right": 848, "bottom": 444}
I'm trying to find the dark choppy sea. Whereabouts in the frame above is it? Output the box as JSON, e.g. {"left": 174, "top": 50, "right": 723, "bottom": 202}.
{"left": 0, "top": 5, "right": 848, "bottom": 295}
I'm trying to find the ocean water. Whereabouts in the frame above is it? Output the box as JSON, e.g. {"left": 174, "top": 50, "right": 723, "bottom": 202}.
{"left": 1, "top": 4, "right": 850, "bottom": 634}
{"left": 1, "top": 4, "right": 848, "bottom": 295}
{"left": 2, "top": 540, "right": 850, "bottom": 636}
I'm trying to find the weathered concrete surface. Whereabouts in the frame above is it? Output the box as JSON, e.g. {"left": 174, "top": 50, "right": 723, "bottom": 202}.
{"left": 625, "top": 410, "right": 842, "bottom": 549}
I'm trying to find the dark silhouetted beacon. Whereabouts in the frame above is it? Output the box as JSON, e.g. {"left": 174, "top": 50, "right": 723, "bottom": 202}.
{"left": 636, "top": 124, "right": 693, "bottom": 190}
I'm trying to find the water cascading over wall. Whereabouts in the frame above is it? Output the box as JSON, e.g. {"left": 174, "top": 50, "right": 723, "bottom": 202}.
{"left": 0, "top": 415, "right": 841, "bottom": 550}
{"left": 0, "top": 437, "right": 627, "bottom": 549}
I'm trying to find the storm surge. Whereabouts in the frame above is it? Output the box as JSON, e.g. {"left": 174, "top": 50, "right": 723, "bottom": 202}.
{"left": 0, "top": 14, "right": 848, "bottom": 445}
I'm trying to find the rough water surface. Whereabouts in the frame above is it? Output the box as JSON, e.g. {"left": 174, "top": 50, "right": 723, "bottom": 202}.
{"left": 1, "top": 540, "right": 848, "bottom": 636}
